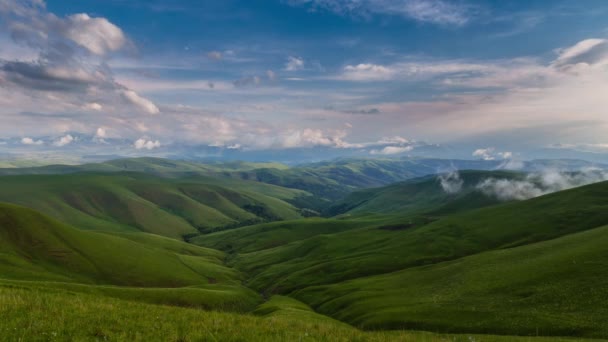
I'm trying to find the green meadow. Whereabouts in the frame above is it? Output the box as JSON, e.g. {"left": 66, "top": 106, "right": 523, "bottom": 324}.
{"left": 0, "top": 158, "right": 607, "bottom": 340}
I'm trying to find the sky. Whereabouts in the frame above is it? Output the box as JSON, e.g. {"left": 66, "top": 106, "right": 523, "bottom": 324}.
{"left": 1, "top": 0, "right": 608, "bottom": 163}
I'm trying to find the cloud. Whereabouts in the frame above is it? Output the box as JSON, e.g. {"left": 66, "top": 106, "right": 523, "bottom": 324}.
{"left": 553, "top": 39, "right": 608, "bottom": 69}
{"left": 370, "top": 145, "right": 413, "bottom": 155}
{"left": 266, "top": 70, "right": 277, "bottom": 81}
{"left": 335, "top": 60, "right": 496, "bottom": 82}
{"left": 134, "top": 138, "right": 161, "bottom": 150}
{"left": 64, "top": 13, "right": 128, "bottom": 55}
{"left": 84, "top": 102, "right": 103, "bottom": 111}
{"left": 0, "top": 61, "right": 107, "bottom": 92}
{"left": 340, "top": 63, "right": 394, "bottom": 81}
{"left": 207, "top": 51, "right": 223, "bottom": 61}
{"left": 286, "top": 0, "right": 475, "bottom": 26}
{"left": 472, "top": 148, "right": 513, "bottom": 161}
{"left": 438, "top": 170, "right": 463, "bottom": 194}
{"left": 53, "top": 134, "right": 74, "bottom": 147}
{"left": 0, "top": 0, "right": 160, "bottom": 117}
{"left": 285, "top": 56, "right": 304, "bottom": 71}
{"left": 477, "top": 169, "right": 608, "bottom": 201}
{"left": 21, "top": 137, "right": 43, "bottom": 145}
{"left": 121, "top": 89, "right": 160, "bottom": 114}
{"left": 95, "top": 127, "right": 106, "bottom": 138}
{"left": 473, "top": 148, "right": 495, "bottom": 160}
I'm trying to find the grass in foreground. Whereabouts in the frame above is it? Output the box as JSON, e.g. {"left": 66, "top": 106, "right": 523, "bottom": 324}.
{"left": 0, "top": 285, "right": 597, "bottom": 342}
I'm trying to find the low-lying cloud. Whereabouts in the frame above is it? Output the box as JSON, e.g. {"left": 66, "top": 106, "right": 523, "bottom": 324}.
{"left": 438, "top": 170, "right": 463, "bottom": 194}
{"left": 478, "top": 169, "right": 608, "bottom": 201}
{"left": 436, "top": 168, "right": 608, "bottom": 200}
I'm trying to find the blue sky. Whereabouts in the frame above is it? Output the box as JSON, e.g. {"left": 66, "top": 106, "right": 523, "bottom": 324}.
{"left": 1, "top": 0, "right": 608, "bottom": 163}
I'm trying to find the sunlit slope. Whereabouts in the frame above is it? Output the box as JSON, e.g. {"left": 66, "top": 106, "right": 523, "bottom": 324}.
{"left": 295, "top": 224, "right": 608, "bottom": 338}
{"left": 203, "top": 181, "right": 608, "bottom": 294}
{"left": 0, "top": 173, "right": 304, "bottom": 238}
{"left": 0, "top": 202, "right": 239, "bottom": 286}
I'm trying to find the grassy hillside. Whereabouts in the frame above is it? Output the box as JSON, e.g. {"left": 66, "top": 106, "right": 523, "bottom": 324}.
{"left": 196, "top": 180, "right": 608, "bottom": 295}
{"left": 0, "top": 203, "right": 241, "bottom": 286}
{"left": 326, "top": 170, "right": 520, "bottom": 216}
{"left": 3, "top": 157, "right": 608, "bottom": 339}
{"left": 0, "top": 284, "right": 592, "bottom": 341}
{"left": 295, "top": 224, "right": 608, "bottom": 337}
{"left": 0, "top": 173, "right": 305, "bottom": 238}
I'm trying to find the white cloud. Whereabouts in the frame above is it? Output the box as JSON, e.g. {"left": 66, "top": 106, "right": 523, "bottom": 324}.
{"left": 553, "top": 39, "right": 608, "bottom": 68}
{"left": 473, "top": 148, "right": 495, "bottom": 160}
{"left": 472, "top": 148, "right": 513, "bottom": 161}
{"left": 285, "top": 56, "right": 305, "bottom": 71}
{"left": 95, "top": 127, "right": 106, "bottom": 138}
{"left": 438, "top": 170, "right": 463, "bottom": 194}
{"left": 53, "top": 134, "right": 74, "bottom": 147}
{"left": 341, "top": 63, "right": 395, "bottom": 81}
{"left": 134, "top": 138, "right": 161, "bottom": 150}
{"left": 84, "top": 102, "right": 103, "bottom": 111}
{"left": 21, "top": 137, "right": 43, "bottom": 145}
{"left": 64, "top": 13, "right": 127, "bottom": 56}
{"left": 370, "top": 145, "right": 413, "bottom": 155}
{"left": 477, "top": 169, "right": 608, "bottom": 201}
{"left": 498, "top": 151, "right": 513, "bottom": 159}
{"left": 121, "top": 89, "right": 160, "bottom": 114}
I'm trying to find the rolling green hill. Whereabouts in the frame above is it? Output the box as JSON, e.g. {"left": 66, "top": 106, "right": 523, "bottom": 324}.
{"left": 0, "top": 202, "right": 261, "bottom": 311}
{"left": 295, "top": 224, "right": 608, "bottom": 337}
{"left": 3, "top": 156, "right": 608, "bottom": 340}
{"left": 326, "top": 170, "right": 521, "bottom": 216}
{"left": 0, "top": 173, "right": 306, "bottom": 238}
{"left": 192, "top": 180, "right": 608, "bottom": 336}
{"left": 0, "top": 202, "right": 237, "bottom": 286}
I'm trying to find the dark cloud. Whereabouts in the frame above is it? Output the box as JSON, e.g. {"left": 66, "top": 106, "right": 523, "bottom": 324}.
{"left": 1, "top": 61, "right": 104, "bottom": 92}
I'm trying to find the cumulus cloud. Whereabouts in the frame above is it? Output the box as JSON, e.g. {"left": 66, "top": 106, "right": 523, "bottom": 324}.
{"left": 279, "top": 128, "right": 346, "bottom": 148}
{"left": 286, "top": 0, "right": 474, "bottom": 26}
{"left": 134, "top": 138, "right": 161, "bottom": 150}
{"left": 53, "top": 134, "right": 74, "bottom": 147}
{"left": 285, "top": 56, "right": 305, "bottom": 71}
{"left": 95, "top": 127, "right": 106, "bottom": 138}
{"left": 63, "top": 13, "right": 128, "bottom": 55}
{"left": 0, "top": 0, "right": 160, "bottom": 118}
{"left": 21, "top": 137, "right": 43, "bottom": 145}
{"left": 473, "top": 148, "right": 495, "bottom": 160}
{"left": 473, "top": 148, "right": 513, "bottom": 161}
{"left": 477, "top": 169, "right": 608, "bottom": 201}
{"left": 438, "top": 170, "right": 463, "bottom": 194}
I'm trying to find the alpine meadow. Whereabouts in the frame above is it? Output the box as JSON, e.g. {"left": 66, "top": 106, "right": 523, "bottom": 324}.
{"left": 1, "top": 0, "right": 608, "bottom": 341}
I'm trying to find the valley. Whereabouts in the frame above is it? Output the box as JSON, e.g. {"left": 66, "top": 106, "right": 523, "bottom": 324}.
{"left": 0, "top": 157, "right": 607, "bottom": 340}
